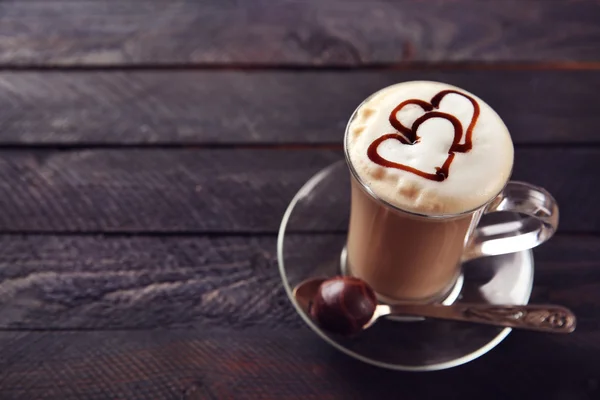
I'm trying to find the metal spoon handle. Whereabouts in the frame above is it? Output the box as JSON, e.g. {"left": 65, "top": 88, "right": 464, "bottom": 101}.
{"left": 387, "top": 303, "right": 576, "bottom": 333}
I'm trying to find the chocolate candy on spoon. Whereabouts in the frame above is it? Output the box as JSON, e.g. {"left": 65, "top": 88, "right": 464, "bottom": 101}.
{"left": 309, "top": 276, "right": 377, "bottom": 336}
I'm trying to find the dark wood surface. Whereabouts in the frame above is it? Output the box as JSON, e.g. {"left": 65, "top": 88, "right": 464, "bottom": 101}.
{"left": 1, "top": 327, "right": 599, "bottom": 400}
{"left": 0, "top": 148, "right": 594, "bottom": 233}
{"left": 0, "top": 70, "right": 598, "bottom": 145}
{"left": 2, "top": 0, "right": 600, "bottom": 66}
{"left": 1, "top": 1, "right": 599, "bottom": 399}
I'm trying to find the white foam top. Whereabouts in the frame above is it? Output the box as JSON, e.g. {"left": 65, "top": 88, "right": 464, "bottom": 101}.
{"left": 347, "top": 81, "right": 514, "bottom": 215}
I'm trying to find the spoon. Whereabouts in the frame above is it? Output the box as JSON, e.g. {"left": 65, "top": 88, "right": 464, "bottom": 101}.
{"left": 293, "top": 276, "right": 576, "bottom": 336}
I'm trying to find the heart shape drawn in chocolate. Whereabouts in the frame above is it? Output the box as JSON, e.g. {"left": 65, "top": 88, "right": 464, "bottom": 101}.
{"left": 367, "top": 90, "right": 480, "bottom": 182}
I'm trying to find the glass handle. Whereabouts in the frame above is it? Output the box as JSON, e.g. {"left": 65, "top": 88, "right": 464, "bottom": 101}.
{"left": 462, "top": 181, "right": 559, "bottom": 262}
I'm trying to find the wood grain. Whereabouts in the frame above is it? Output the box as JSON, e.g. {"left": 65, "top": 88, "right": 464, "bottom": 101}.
{"left": 0, "top": 148, "right": 338, "bottom": 233}
{"left": 2, "top": 0, "right": 600, "bottom": 66}
{"left": 0, "top": 1, "right": 596, "bottom": 396}
{"left": 0, "top": 235, "right": 298, "bottom": 330}
{"left": 0, "top": 148, "right": 595, "bottom": 233}
{"left": 0, "top": 325, "right": 599, "bottom": 400}
{"left": 0, "top": 234, "right": 596, "bottom": 330}
{"left": 0, "top": 70, "right": 597, "bottom": 145}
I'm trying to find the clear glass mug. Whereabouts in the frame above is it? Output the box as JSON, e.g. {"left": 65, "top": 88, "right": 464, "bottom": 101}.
{"left": 343, "top": 115, "right": 559, "bottom": 304}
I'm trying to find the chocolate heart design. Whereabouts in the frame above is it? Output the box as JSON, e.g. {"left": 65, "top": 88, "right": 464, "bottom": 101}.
{"left": 367, "top": 90, "right": 480, "bottom": 181}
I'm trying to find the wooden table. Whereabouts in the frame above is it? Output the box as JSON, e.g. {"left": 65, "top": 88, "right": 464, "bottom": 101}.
{"left": 0, "top": 1, "right": 599, "bottom": 399}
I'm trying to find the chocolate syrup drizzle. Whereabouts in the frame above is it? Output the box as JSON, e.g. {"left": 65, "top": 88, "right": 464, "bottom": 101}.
{"left": 367, "top": 90, "right": 480, "bottom": 181}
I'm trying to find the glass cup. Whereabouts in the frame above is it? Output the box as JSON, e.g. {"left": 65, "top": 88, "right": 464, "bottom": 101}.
{"left": 343, "top": 91, "right": 559, "bottom": 304}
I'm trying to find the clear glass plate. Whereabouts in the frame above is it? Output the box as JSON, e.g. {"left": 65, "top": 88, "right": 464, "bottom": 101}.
{"left": 278, "top": 160, "right": 534, "bottom": 371}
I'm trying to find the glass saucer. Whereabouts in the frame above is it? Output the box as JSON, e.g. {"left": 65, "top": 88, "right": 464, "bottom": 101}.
{"left": 277, "top": 160, "right": 534, "bottom": 371}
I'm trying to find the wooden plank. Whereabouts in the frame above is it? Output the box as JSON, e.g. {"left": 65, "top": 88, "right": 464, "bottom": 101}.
{"left": 1, "top": 1, "right": 600, "bottom": 66}
{"left": 0, "top": 325, "right": 599, "bottom": 399}
{"left": 0, "top": 234, "right": 597, "bottom": 330}
{"left": 0, "top": 148, "right": 595, "bottom": 233}
{"left": 0, "top": 148, "right": 338, "bottom": 233}
{"left": 0, "top": 235, "right": 299, "bottom": 330}
{"left": 0, "top": 70, "right": 597, "bottom": 145}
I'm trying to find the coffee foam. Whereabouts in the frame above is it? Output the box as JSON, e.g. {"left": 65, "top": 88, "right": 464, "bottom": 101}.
{"left": 347, "top": 81, "right": 514, "bottom": 215}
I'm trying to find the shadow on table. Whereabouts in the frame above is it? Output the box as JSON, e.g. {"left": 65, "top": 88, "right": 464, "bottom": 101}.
{"left": 325, "top": 323, "right": 600, "bottom": 400}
